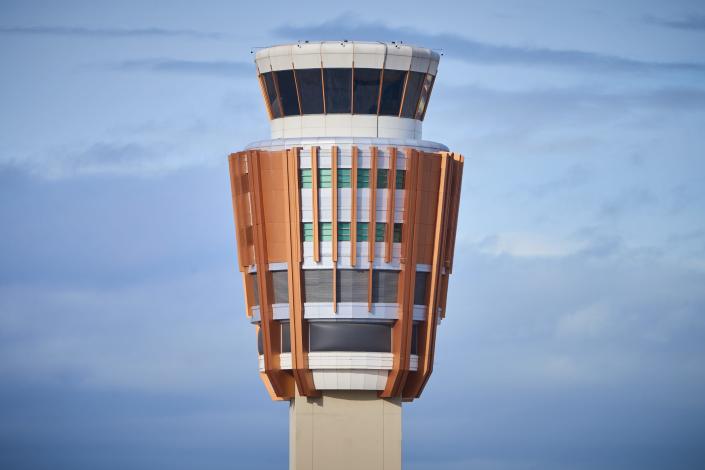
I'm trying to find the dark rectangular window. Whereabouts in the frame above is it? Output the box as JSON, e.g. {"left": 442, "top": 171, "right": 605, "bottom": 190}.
{"left": 357, "top": 168, "right": 370, "bottom": 188}
{"left": 353, "top": 68, "right": 381, "bottom": 114}
{"left": 274, "top": 69, "right": 300, "bottom": 116}
{"left": 372, "top": 270, "right": 399, "bottom": 303}
{"left": 297, "top": 68, "right": 324, "bottom": 115}
{"left": 271, "top": 270, "right": 289, "bottom": 304}
{"left": 375, "top": 222, "right": 387, "bottom": 242}
{"left": 336, "top": 269, "right": 368, "bottom": 302}
{"left": 393, "top": 223, "right": 403, "bottom": 243}
{"left": 415, "top": 73, "right": 435, "bottom": 120}
{"left": 323, "top": 68, "right": 352, "bottom": 113}
{"left": 300, "top": 168, "right": 312, "bottom": 188}
{"left": 410, "top": 323, "right": 419, "bottom": 355}
{"left": 257, "top": 328, "right": 263, "bottom": 354}
{"left": 377, "top": 169, "right": 388, "bottom": 189}
{"left": 302, "top": 269, "right": 333, "bottom": 302}
{"left": 379, "top": 69, "right": 406, "bottom": 116}
{"left": 261, "top": 72, "right": 282, "bottom": 119}
{"left": 400, "top": 71, "right": 425, "bottom": 118}
{"left": 249, "top": 272, "right": 259, "bottom": 306}
{"left": 357, "top": 222, "right": 369, "bottom": 241}
{"left": 338, "top": 222, "right": 351, "bottom": 241}
{"left": 281, "top": 321, "right": 291, "bottom": 353}
{"left": 309, "top": 322, "right": 391, "bottom": 352}
{"left": 396, "top": 169, "right": 406, "bottom": 189}
{"left": 337, "top": 168, "right": 352, "bottom": 188}
{"left": 414, "top": 271, "right": 429, "bottom": 306}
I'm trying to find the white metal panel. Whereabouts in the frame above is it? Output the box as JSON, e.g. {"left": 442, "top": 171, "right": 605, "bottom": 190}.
{"left": 410, "top": 46, "right": 432, "bottom": 73}
{"left": 269, "top": 44, "right": 293, "bottom": 71}
{"left": 291, "top": 42, "right": 322, "bottom": 69}
{"left": 255, "top": 49, "right": 272, "bottom": 73}
{"left": 384, "top": 44, "right": 413, "bottom": 71}
{"left": 321, "top": 41, "right": 354, "bottom": 68}
{"left": 353, "top": 42, "right": 386, "bottom": 68}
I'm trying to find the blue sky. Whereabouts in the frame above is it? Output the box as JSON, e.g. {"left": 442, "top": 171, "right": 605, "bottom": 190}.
{"left": 1, "top": 1, "right": 704, "bottom": 468}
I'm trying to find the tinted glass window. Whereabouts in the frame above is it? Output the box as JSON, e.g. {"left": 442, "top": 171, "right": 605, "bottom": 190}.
{"left": 416, "top": 73, "right": 435, "bottom": 120}
{"left": 297, "top": 68, "right": 324, "bottom": 115}
{"left": 271, "top": 270, "right": 289, "bottom": 304}
{"left": 323, "top": 68, "right": 352, "bottom": 113}
{"left": 274, "top": 70, "right": 300, "bottom": 116}
{"left": 336, "top": 269, "right": 368, "bottom": 302}
{"left": 303, "top": 269, "right": 333, "bottom": 302}
{"left": 414, "top": 271, "right": 429, "bottom": 305}
{"left": 372, "top": 270, "right": 398, "bottom": 303}
{"left": 379, "top": 69, "right": 406, "bottom": 116}
{"left": 353, "top": 68, "right": 381, "bottom": 114}
{"left": 410, "top": 323, "right": 419, "bottom": 355}
{"left": 281, "top": 322, "right": 291, "bottom": 353}
{"left": 261, "top": 72, "right": 282, "bottom": 118}
{"left": 400, "top": 71, "right": 424, "bottom": 118}
{"left": 309, "top": 322, "right": 391, "bottom": 352}
{"left": 249, "top": 272, "right": 259, "bottom": 306}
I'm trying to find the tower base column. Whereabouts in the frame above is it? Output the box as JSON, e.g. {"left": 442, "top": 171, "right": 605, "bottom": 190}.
{"left": 289, "top": 390, "right": 402, "bottom": 470}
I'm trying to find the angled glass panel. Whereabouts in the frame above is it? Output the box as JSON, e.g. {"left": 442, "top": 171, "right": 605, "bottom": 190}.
{"left": 379, "top": 69, "right": 406, "bottom": 116}
{"left": 274, "top": 69, "right": 300, "bottom": 116}
{"left": 261, "top": 72, "right": 282, "bottom": 119}
{"left": 393, "top": 223, "right": 403, "bottom": 243}
{"left": 323, "top": 68, "right": 352, "bottom": 113}
{"left": 353, "top": 68, "right": 381, "bottom": 114}
{"left": 372, "top": 270, "right": 398, "bottom": 303}
{"left": 302, "top": 269, "right": 333, "bottom": 302}
{"left": 395, "top": 169, "right": 406, "bottom": 189}
{"left": 297, "top": 68, "right": 324, "bottom": 115}
{"left": 400, "top": 71, "right": 425, "bottom": 118}
{"left": 415, "top": 73, "right": 435, "bottom": 120}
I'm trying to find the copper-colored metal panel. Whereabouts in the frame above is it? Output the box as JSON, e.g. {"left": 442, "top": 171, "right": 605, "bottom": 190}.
{"left": 368, "top": 146, "right": 378, "bottom": 312}
{"left": 403, "top": 152, "right": 451, "bottom": 399}
{"left": 283, "top": 148, "right": 318, "bottom": 396}
{"left": 311, "top": 146, "right": 320, "bottom": 262}
{"left": 380, "top": 148, "right": 420, "bottom": 397}
{"left": 350, "top": 146, "right": 358, "bottom": 266}
{"left": 332, "top": 146, "right": 338, "bottom": 313}
{"left": 384, "top": 147, "right": 397, "bottom": 263}
{"left": 247, "top": 150, "right": 294, "bottom": 399}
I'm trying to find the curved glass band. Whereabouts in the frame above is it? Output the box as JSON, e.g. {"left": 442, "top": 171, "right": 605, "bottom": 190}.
{"left": 259, "top": 68, "right": 435, "bottom": 121}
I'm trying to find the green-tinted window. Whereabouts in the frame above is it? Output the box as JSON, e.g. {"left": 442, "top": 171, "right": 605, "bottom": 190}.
{"left": 393, "top": 223, "right": 403, "bottom": 243}
{"left": 357, "top": 168, "right": 370, "bottom": 188}
{"left": 318, "top": 168, "right": 332, "bottom": 188}
{"left": 302, "top": 222, "right": 314, "bottom": 241}
{"left": 300, "top": 169, "right": 312, "bottom": 188}
{"left": 377, "top": 169, "right": 388, "bottom": 189}
{"left": 319, "top": 222, "right": 332, "bottom": 241}
{"left": 338, "top": 168, "right": 352, "bottom": 188}
{"left": 357, "top": 222, "right": 369, "bottom": 241}
{"left": 395, "top": 170, "right": 406, "bottom": 189}
{"left": 338, "top": 222, "right": 351, "bottom": 241}
{"left": 375, "top": 222, "right": 387, "bottom": 242}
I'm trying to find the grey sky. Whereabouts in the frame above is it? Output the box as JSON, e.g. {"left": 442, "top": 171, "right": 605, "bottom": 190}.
{"left": 1, "top": 0, "right": 704, "bottom": 469}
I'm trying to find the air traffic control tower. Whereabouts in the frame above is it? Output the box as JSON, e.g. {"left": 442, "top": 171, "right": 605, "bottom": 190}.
{"left": 227, "top": 41, "right": 464, "bottom": 470}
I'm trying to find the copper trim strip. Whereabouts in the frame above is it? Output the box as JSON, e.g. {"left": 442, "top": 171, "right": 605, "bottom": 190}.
{"left": 332, "top": 145, "right": 338, "bottom": 313}
{"left": 385, "top": 147, "right": 397, "bottom": 263}
{"left": 311, "top": 146, "right": 320, "bottom": 263}
{"left": 368, "top": 146, "right": 378, "bottom": 312}
{"left": 350, "top": 146, "right": 358, "bottom": 266}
